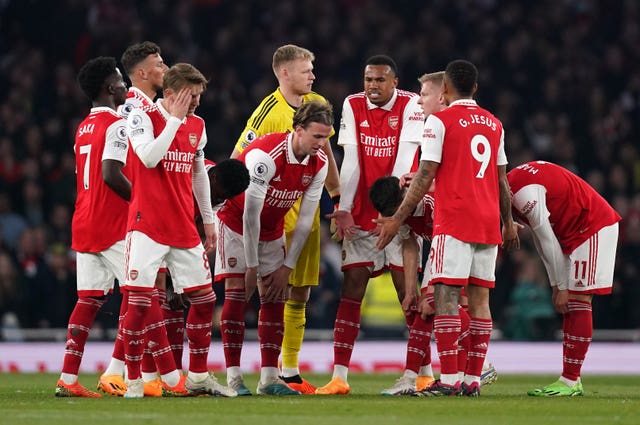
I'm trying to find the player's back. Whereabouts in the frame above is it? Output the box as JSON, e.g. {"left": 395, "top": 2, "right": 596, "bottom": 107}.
{"left": 508, "top": 161, "right": 621, "bottom": 252}
{"left": 430, "top": 100, "right": 504, "bottom": 244}
{"left": 72, "top": 108, "right": 129, "bottom": 253}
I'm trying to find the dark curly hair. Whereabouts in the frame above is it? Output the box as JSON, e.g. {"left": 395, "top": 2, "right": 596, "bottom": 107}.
{"left": 77, "top": 56, "right": 117, "bottom": 101}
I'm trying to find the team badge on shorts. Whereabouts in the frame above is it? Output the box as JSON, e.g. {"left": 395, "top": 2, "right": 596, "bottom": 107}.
{"left": 302, "top": 173, "right": 312, "bottom": 186}
{"left": 228, "top": 257, "right": 237, "bottom": 268}
{"left": 189, "top": 133, "right": 198, "bottom": 147}
{"left": 129, "top": 270, "right": 139, "bottom": 280}
{"left": 388, "top": 115, "right": 399, "bottom": 130}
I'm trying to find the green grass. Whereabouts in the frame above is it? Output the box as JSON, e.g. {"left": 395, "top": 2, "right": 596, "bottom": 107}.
{"left": 1, "top": 373, "right": 639, "bottom": 425}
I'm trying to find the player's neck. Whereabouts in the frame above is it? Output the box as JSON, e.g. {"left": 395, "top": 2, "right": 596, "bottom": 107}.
{"left": 93, "top": 98, "right": 115, "bottom": 111}
{"left": 279, "top": 86, "right": 304, "bottom": 108}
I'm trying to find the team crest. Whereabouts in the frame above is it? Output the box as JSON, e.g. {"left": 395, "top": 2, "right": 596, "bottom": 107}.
{"left": 302, "top": 173, "right": 312, "bottom": 186}
{"left": 129, "top": 270, "right": 139, "bottom": 280}
{"left": 388, "top": 115, "right": 399, "bottom": 130}
{"left": 189, "top": 133, "right": 198, "bottom": 147}
{"left": 228, "top": 257, "right": 237, "bottom": 268}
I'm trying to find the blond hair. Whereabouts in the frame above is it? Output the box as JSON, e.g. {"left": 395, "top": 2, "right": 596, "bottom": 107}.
{"left": 418, "top": 71, "right": 445, "bottom": 85}
{"left": 163, "top": 63, "right": 207, "bottom": 92}
{"left": 272, "top": 44, "right": 315, "bottom": 76}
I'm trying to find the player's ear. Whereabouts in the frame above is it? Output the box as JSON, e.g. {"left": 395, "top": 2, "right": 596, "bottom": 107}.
{"left": 107, "top": 84, "right": 116, "bottom": 95}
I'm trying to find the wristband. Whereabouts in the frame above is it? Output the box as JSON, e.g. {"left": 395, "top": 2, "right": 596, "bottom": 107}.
{"left": 331, "top": 194, "right": 341, "bottom": 208}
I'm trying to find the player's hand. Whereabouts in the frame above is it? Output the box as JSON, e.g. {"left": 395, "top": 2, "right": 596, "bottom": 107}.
{"left": 401, "top": 292, "right": 417, "bottom": 316}
{"left": 552, "top": 286, "right": 569, "bottom": 314}
{"left": 245, "top": 267, "right": 258, "bottom": 301}
{"left": 166, "top": 285, "right": 187, "bottom": 311}
{"left": 399, "top": 172, "right": 416, "bottom": 188}
{"left": 165, "top": 87, "right": 192, "bottom": 121}
{"left": 261, "top": 266, "right": 291, "bottom": 303}
{"left": 202, "top": 223, "right": 216, "bottom": 254}
{"left": 325, "top": 210, "right": 359, "bottom": 241}
{"left": 501, "top": 221, "right": 522, "bottom": 251}
{"left": 373, "top": 216, "right": 401, "bottom": 250}
{"left": 417, "top": 294, "right": 435, "bottom": 319}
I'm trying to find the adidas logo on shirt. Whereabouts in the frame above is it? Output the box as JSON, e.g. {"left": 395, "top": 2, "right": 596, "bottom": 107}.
{"left": 360, "top": 120, "right": 369, "bottom": 128}
{"left": 273, "top": 175, "right": 282, "bottom": 182}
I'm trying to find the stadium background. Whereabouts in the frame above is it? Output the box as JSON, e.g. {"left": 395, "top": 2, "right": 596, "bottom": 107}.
{"left": 0, "top": 0, "right": 638, "bottom": 343}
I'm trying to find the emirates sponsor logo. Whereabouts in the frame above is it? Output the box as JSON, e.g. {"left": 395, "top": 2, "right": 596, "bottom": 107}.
{"left": 388, "top": 115, "right": 399, "bottom": 130}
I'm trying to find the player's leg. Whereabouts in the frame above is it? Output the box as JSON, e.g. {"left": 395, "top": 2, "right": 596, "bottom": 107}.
{"left": 160, "top": 271, "right": 185, "bottom": 370}
{"left": 281, "top": 207, "right": 319, "bottom": 394}
{"left": 171, "top": 244, "right": 236, "bottom": 397}
{"left": 121, "top": 231, "right": 166, "bottom": 398}
{"left": 214, "top": 222, "right": 250, "bottom": 395}
{"left": 459, "top": 242, "right": 498, "bottom": 397}
{"left": 252, "top": 237, "right": 299, "bottom": 396}
{"left": 530, "top": 223, "right": 617, "bottom": 397}
{"left": 56, "top": 250, "right": 114, "bottom": 398}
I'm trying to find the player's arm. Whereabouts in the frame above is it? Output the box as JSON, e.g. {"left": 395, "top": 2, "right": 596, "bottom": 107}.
{"left": 242, "top": 150, "right": 275, "bottom": 268}
{"left": 102, "top": 119, "right": 131, "bottom": 201}
{"left": 128, "top": 89, "right": 191, "bottom": 168}
{"left": 391, "top": 97, "right": 423, "bottom": 177}
{"left": 192, "top": 130, "right": 215, "bottom": 252}
{"left": 400, "top": 227, "right": 419, "bottom": 315}
{"left": 285, "top": 163, "right": 328, "bottom": 268}
{"left": 513, "top": 184, "right": 567, "bottom": 290}
{"left": 321, "top": 141, "right": 340, "bottom": 201}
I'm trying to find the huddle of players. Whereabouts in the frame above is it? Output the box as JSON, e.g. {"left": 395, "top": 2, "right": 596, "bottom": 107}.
{"left": 56, "top": 41, "right": 620, "bottom": 399}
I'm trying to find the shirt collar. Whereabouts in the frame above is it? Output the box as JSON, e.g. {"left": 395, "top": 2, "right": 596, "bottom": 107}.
{"left": 449, "top": 99, "right": 477, "bottom": 107}
{"left": 129, "top": 86, "right": 155, "bottom": 104}
{"left": 366, "top": 88, "right": 398, "bottom": 111}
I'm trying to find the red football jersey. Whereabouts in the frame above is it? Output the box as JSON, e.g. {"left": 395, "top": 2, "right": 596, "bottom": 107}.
{"left": 508, "top": 161, "right": 621, "bottom": 253}
{"left": 127, "top": 104, "right": 205, "bottom": 248}
{"left": 338, "top": 90, "right": 423, "bottom": 230}
{"left": 404, "top": 193, "right": 435, "bottom": 241}
{"left": 71, "top": 107, "right": 129, "bottom": 252}
{"left": 218, "top": 132, "right": 327, "bottom": 241}
{"left": 422, "top": 99, "right": 506, "bottom": 244}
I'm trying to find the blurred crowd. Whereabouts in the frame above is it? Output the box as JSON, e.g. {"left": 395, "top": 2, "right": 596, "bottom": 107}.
{"left": 0, "top": 0, "right": 638, "bottom": 337}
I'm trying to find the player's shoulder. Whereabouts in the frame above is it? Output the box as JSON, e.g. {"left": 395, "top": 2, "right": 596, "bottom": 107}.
{"left": 396, "top": 89, "right": 419, "bottom": 99}
{"left": 346, "top": 92, "right": 366, "bottom": 102}
{"left": 303, "top": 91, "right": 329, "bottom": 103}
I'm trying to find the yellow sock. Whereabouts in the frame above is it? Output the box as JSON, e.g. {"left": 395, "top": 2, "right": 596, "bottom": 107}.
{"left": 281, "top": 300, "right": 306, "bottom": 372}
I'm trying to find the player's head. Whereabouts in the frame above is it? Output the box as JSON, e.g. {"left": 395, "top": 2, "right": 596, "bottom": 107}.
{"left": 208, "top": 159, "right": 250, "bottom": 205}
{"left": 163, "top": 63, "right": 208, "bottom": 116}
{"left": 273, "top": 44, "right": 315, "bottom": 96}
{"left": 77, "top": 56, "right": 127, "bottom": 106}
{"left": 364, "top": 55, "right": 398, "bottom": 107}
{"left": 369, "top": 176, "right": 403, "bottom": 217}
{"left": 443, "top": 59, "right": 478, "bottom": 103}
{"left": 292, "top": 100, "right": 333, "bottom": 157}
{"left": 120, "top": 41, "right": 167, "bottom": 91}
{"left": 418, "top": 71, "right": 446, "bottom": 117}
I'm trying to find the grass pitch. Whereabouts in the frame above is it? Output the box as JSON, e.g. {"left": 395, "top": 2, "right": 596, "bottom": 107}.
{"left": 1, "top": 373, "right": 638, "bottom": 425}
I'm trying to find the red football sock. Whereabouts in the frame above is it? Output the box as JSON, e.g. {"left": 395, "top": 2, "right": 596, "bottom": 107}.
{"left": 61, "top": 297, "right": 104, "bottom": 375}
{"left": 186, "top": 290, "right": 216, "bottom": 373}
{"left": 467, "top": 317, "right": 492, "bottom": 377}
{"left": 111, "top": 289, "right": 128, "bottom": 363}
{"left": 562, "top": 300, "right": 593, "bottom": 381}
{"left": 123, "top": 292, "right": 152, "bottom": 380}
{"left": 258, "top": 296, "right": 286, "bottom": 368}
{"left": 220, "top": 288, "right": 246, "bottom": 368}
{"left": 406, "top": 314, "right": 432, "bottom": 373}
{"left": 434, "top": 315, "right": 461, "bottom": 375}
{"left": 143, "top": 289, "right": 176, "bottom": 375}
{"left": 159, "top": 287, "right": 185, "bottom": 370}
{"left": 457, "top": 306, "right": 471, "bottom": 374}
{"left": 333, "top": 297, "right": 362, "bottom": 368}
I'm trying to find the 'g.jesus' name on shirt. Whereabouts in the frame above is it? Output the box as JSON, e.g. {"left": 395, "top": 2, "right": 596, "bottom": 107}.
{"left": 360, "top": 134, "right": 397, "bottom": 157}
{"left": 163, "top": 149, "right": 195, "bottom": 173}
{"left": 265, "top": 187, "right": 305, "bottom": 209}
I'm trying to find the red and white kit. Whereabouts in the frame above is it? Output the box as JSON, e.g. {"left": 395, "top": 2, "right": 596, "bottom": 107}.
{"left": 508, "top": 161, "right": 621, "bottom": 294}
